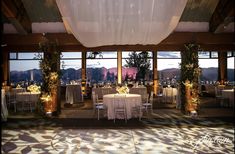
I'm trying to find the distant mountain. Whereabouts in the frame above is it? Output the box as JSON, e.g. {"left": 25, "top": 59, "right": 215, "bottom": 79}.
{"left": 159, "top": 68, "right": 180, "bottom": 80}
{"left": 158, "top": 67, "right": 234, "bottom": 81}
{"left": 10, "top": 69, "right": 42, "bottom": 83}
{"left": 10, "top": 67, "right": 234, "bottom": 84}
{"left": 201, "top": 67, "right": 218, "bottom": 81}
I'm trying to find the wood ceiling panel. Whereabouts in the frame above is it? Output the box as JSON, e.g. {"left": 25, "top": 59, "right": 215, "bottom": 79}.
{"left": 180, "top": 0, "right": 220, "bottom": 22}
{"left": 2, "top": 0, "right": 32, "bottom": 34}
{"left": 209, "top": 0, "right": 235, "bottom": 33}
{"left": 21, "top": 0, "right": 62, "bottom": 22}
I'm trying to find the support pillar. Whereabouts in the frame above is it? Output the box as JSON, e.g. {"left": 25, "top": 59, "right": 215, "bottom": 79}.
{"left": 153, "top": 51, "right": 158, "bottom": 95}
{"left": 117, "top": 51, "right": 122, "bottom": 84}
{"left": 2, "top": 51, "right": 9, "bottom": 85}
{"left": 218, "top": 52, "right": 227, "bottom": 84}
{"left": 81, "top": 51, "right": 87, "bottom": 94}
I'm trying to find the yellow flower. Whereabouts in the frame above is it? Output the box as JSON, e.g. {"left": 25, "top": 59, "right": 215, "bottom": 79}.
{"left": 183, "top": 80, "right": 193, "bottom": 88}
{"left": 27, "top": 84, "right": 41, "bottom": 93}
{"left": 49, "top": 72, "right": 58, "bottom": 81}
{"left": 116, "top": 86, "right": 129, "bottom": 94}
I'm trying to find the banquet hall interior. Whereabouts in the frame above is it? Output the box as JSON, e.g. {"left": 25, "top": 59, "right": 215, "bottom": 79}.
{"left": 1, "top": 0, "right": 234, "bottom": 153}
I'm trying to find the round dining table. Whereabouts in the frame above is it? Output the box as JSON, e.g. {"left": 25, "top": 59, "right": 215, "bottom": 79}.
{"left": 103, "top": 94, "right": 142, "bottom": 120}
{"left": 162, "top": 87, "right": 178, "bottom": 103}
{"left": 65, "top": 84, "right": 83, "bottom": 104}
{"left": 16, "top": 92, "right": 40, "bottom": 103}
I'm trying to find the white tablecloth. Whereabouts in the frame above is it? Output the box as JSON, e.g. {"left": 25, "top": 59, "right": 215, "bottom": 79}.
{"left": 222, "top": 89, "right": 234, "bottom": 107}
{"left": 163, "top": 87, "right": 178, "bottom": 103}
{"left": 16, "top": 92, "right": 40, "bottom": 103}
{"left": 66, "top": 84, "right": 83, "bottom": 104}
{"left": 1, "top": 89, "right": 8, "bottom": 121}
{"left": 103, "top": 94, "right": 142, "bottom": 120}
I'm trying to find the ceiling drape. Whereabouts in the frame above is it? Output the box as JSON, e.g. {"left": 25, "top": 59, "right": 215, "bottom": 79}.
{"left": 56, "top": 0, "right": 187, "bottom": 47}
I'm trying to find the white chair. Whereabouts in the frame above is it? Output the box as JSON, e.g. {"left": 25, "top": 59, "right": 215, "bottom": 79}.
{"left": 92, "top": 92, "right": 105, "bottom": 120}
{"left": 22, "top": 93, "right": 33, "bottom": 112}
{"left": 102, "top": 88, "right": 110, "bottom": 98}
{"left": 215, "top": 86, "right": 228, "bottom": 107}
{"left": 142, "top": 92, "right": 153, "bottom": 116}
{"left": 131, "top": 98, "right": 142, "bottom": 121}
{"left": 6, "top": 91, "right": 17, "bottom": 112}
{"left": 113, "top": 94, "right": 127, "bottom": 123}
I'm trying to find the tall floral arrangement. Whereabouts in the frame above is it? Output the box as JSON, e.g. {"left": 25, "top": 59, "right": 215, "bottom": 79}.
{"left": 180, "top": 43, "right": 201, "bottom": 113}
{"left": 37, "top": 41, "right": 61, "bottom": 95}
{"left": 36, "top": 36, "right": 62, "bottom": 114}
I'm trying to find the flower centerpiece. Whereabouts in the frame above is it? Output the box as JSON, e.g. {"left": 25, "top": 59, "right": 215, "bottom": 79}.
{"left": 27, "top": 84, "right": 41, "bottom": 93}
{"left": 16, "top": 84, "right": 22, "bottom": 89}
{"left": 116, "top": 85, "right": 129, "bottom": 94}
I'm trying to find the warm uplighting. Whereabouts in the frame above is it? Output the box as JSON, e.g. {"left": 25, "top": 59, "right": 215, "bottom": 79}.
{"left": 40, "top": 94, "right": 52, "bottom": 102}
{"left": 40, "top": 94, "right": 53, "bottom": 114}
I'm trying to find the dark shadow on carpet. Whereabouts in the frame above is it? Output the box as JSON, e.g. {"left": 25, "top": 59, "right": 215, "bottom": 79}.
{"left": 2, "top": 117, "right": 234, "bottom": 130}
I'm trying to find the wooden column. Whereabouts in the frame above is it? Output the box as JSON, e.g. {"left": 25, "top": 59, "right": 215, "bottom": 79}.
{"left": 117, "top": 50, "right": 122, "bottom": 84}
{"left": 56, "top": 51, "right": 61, "bottom": 114}
{"left": 218, "top": 52, "right": 227, "bottom": 84}
{"left": 2, "top": 51, "right": 9, "bottom": 85}
{"left": 152, "top": 51, "right": 158, "bottom": 95}
{"left": 81, "top": 51, "right": 87, "bottom": 94}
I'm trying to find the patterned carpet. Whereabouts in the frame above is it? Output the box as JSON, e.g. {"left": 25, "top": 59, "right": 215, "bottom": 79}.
{"left": 2, "top": 116, "right": 234, "bottom": 154}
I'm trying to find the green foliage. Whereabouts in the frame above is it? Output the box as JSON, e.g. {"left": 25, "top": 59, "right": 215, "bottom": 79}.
{"left": 125, "top": 51, "right": 151, "bottom": 81}
{"left": 87, "top": 52, "right": 103, "bottom": 59}
{"left": 36, "top": 41, "right": 62, "bottom": 95}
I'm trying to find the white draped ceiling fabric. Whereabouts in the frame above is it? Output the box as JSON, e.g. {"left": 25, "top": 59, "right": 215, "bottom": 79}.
{"left": 56, "top": 0, "right": 187, "bottom": 47}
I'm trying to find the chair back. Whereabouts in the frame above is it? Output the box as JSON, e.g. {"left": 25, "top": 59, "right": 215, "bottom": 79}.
{"left": 6, "top": 91, "right": 16, "bottom": 103}
{"left": 215, "top": 86, "right": 224, "bottom": 97}
{"left": 102, "top": 88, "right": 110, "bottom": 95}
{"left": 149, "top": 93, "right": 154, "bottom": 105}
{"left": 113, "top": 94, "right": 126, "bottom": 109}
{"left": 92, "top": 92, "right": 98, "bottom": 104}
{"left": 142, "top": 94, "right": 149, "bottom": 104}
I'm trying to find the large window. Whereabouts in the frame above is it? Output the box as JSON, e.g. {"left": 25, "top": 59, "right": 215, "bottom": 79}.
{"left": 122, "top": 51, "right": 152, "bottom": 83}
{"left": 60, "top": 52, "right": 82, "bottom": 85}
{"left": 156, "top": 51, "right": 222, "bottom": 85}
{"left": 157, "top": 51, "right": 181, "bottom": 85}
{"left": 198, "top": 51, "right": 219, "bottom": 84}
{"left": 9, "top": 52, "right": 43, "bottom": 87}
{"left": 227, "top": 51, "right": 235, "bottom": 84}
{"left": 86, "top": 52, "right": 117, "bottom": 85}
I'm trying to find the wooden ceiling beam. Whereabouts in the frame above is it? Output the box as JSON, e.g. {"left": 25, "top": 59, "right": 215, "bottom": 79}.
{"left": 3, "top": 32, "right": 234, "bottom": 45}
{"left": 209, "top": 0, "right": 234, "bottom": 33}
{"left": 1, "top": 0, "right": 32, "bottom": 34}
{"left": 2, "top": 32, "right": 234, "bottom": 51}
{"left": 3, "top": 44, "right": 234, "bottom": 52}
